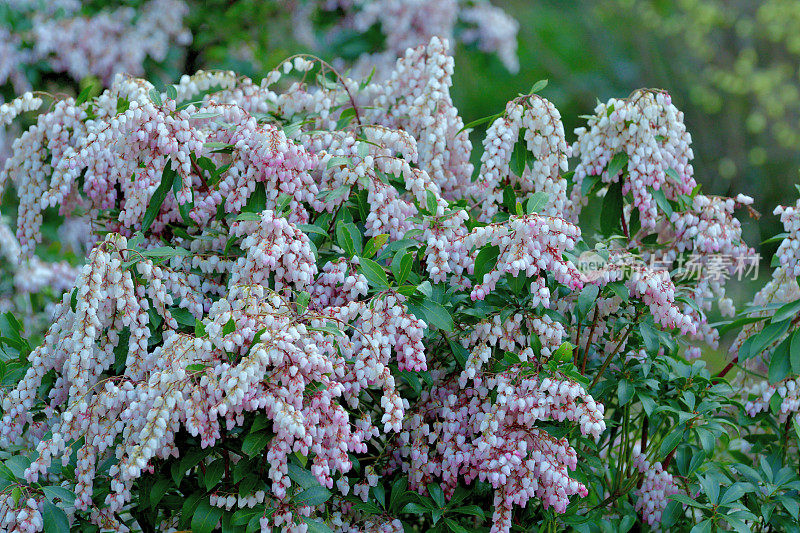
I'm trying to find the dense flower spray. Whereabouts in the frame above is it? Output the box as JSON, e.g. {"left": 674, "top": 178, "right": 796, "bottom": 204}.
{"left": 0, "top": 34, "right": 774, "bottom": 533}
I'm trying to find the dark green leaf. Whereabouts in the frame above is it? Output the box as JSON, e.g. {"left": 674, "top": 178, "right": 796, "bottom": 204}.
{"left": 301, "top": 517, "right": 334, "bottom": 533}
{"left": 768, "top": 337, "right": 791, "bottom": 384}
{"left": 204, "top": 459, "right": 226, "bottom": 490}
{"left": 474, "top": 245, "right": 500, "bottom": 284}
{"left": 445, "top": 519, "right": 470, "bottom": 533}
{"left": 607, "top": 152, "right": 628, "bottom": 179}
{"left": 773, "top": 299, "right": 800, "bottom": 323}
{"left": 358, "top": 258, "right": 389, "bottom": 288}
{"left": 600, "top": 180, "right": 624, "bottom": 236}
{"left": 42, "top": 500, "right": 69, "bottom": 532}
{"left": 617, "top": 380, "right": 634, "bottom": 406}
{"left": 241, "top": 430, "right": 271, "bottom": 456}
{"left": 660, "top": 427, "right": 683, "bottom": 458}
{"left": 294, "top": 485, "right": 332, "bottom": 506}
{"left": 427, "top": 483, "right": 445, "bottom": 508}
{"left": 142, "top": 166, "right": 176, "bottom": 233}
{"left": 509, "top": 134, "right": 527, "bottom": 177}
{"left": 191, "top": 500, "right": 223, "bottom": 533}
{"left": 791, "top": 329, "right": 800, "bottom": 374}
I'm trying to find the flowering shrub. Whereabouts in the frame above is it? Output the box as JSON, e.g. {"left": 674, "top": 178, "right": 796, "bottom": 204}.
{"left": 0, "top": 35, "right": 799, "bottom": 533}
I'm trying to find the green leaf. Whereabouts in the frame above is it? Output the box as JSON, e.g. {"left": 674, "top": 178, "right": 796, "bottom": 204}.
{"left": 509, "top": 134, "right": 527, "bottom": 177}
{"left": 690, "top": 519, "right": 713, "bottom": 533}
{"left": 335, "top": 221, "right": 361, "bottom": 256}
{"left": 142, "top": 166, "right": 176, "bottom": 233}
{"left": 417, "top": 299, "right": 453, "bottom": 332}
{"left": 748, "top": 319, "right": 792, "bottom": 361}
{"left": 294, "top": 485, "right": 332, "bottom": 506}
{"left": 791, "top": 329, "right": 800, "bottom": 375}
{"left": 453, "top": 505, "right": 485, "bottom": 518}
{"left": 606, "top": 281, "right": 629, "bottom": 302}
{"left": 192, "top": 111, "right": 223, "bottom": 120}
{"left": 5, "top": 455, "right": 31, "bottom": 479}
{"left": 474, "top": 245, "right": 500, "bottom": 283}
{"left": 669, "top": 493, "right": 707, "bottom": 509}
{"left": 426, "top": 190, "right": 438, "bottom": 214}
{"left": 607, "top": 152, "right": 629, "bottom": 179}
{"left": 191, "top": 500, "right": 223, "bottom": 533}
{"left": 389, "top": 477, "right": 408, "bottom": 512}
{"left": 600, "top": 180, "right": 624, "bottom": 236}
{"left": 232, "top": 508, "right": 261, "bottom": 527}
{"left": 617, "top": 380, "right": 634, "bottom": 406}
{"left": 719, "top": 482, "right": 751, "bottom": 506}
{"left": 372, "top": 483, "right": 386, "bottom": 508}
{"left": 42, "top": 500, "right": 69, "bottom": 533}
{"left": 296, "top": 291, "right": 311, "bottom": 315}
{"left": 148, "top": 88, "right": 162, "bottom": 106}
{"left": 651, "top": 187, "right": 673, "bottom": 218}
{"left": 768, "top": 337, "right": 791, "bottom": 384}
{"left": 301, "top": 517, "right": 334, "bottom": 533}
{"left": 363, "top": 234, "right": 389, "bottom": 258}
{"left": 525, "top": 192, "right": 549, "bottom": 213}
{"left": 427, "top": 483, "right": 445, "bottom": 508}
{"left": 391, "top": 252, "right": 413, "bottom": 286}
{"left": 241, "top": 430, "right": 271, "bottom": 456}
{"left": 142, "top": 246, "right": 192, "bottom": 258}
{"left": 699, "top": 474, "right": 720, "bottom": 505}
{"left": 76, "top": 83, "right": 95, "bottom": 105}
{"left": 235, "top": 212, "right": 262, "bottom": 221}
{"left": 576, "top": 285, "right": 599, "bottom": 321}
{"left": 773, "top": 299, "right": 800, "bottom": 323}
{"left": 659, "top": 426, "right": 683, "bottom": 458}
{"left": 41, "top": 486, "right": 76, "bottom": 506}
{"left": 180, "top": 491, "right": 206, "bottom": 528}
{"left": 402, "top": 502, "right": 428, "bottom": 514}
{"left": 530, "top": 79, "right": 548, "bottom": 93}
{"left": 779, "top": 493, "right": 800, "bottom": 519}
{"left": 204, "top": 459, "right": 225, "bottom": 490}
{"left": 287, "top": 464, "right": 321, "bottom": 489}
{"left": 358, "top": 258, "right": 389, "bottom": 288}
{"left": 458, "top": 111, "right": 503, "bottom": 134}
{"left": 639, "top": 321, "right": 660, "bottom": 354}
{"left": 327, "top": 156, "right": 351, "bottom": 169}
{"left": 445, "top": 519, "right": 470, "bottom": 533}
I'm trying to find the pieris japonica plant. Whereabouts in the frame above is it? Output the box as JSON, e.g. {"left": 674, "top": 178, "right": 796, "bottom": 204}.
{"left": 0, "top": 36, "right": 797, "bottom": 533}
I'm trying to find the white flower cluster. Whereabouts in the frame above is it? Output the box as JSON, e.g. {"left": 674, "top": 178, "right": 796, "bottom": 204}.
{"left": 0, "top": 494, "right": 43, "bottom": 533}
{"left": 571, "top": 90, "right": 697, "bottom": 230}
{"left": 472, "top": 96, "right": 570, "bottom": 220}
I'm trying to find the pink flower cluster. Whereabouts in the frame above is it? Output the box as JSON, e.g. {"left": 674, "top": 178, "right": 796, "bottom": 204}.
{"left": 390, "top": 354, "right": 605, "bottom": 533}
{"left": 0, "top": 37, "right": 747, "bottom": 532}
{"left": 466, "top": 214, "right": 583, "bottom": 300}
{"left": 631, "top": 444, "right": 681, "bottom": 526}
